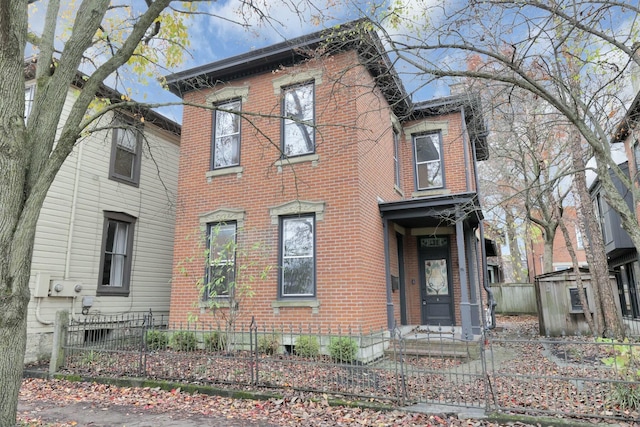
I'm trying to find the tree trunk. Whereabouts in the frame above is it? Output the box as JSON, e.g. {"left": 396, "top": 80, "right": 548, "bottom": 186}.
{"left": 0, "top": 1, "right": 33, "bottom": 424}
{"left": 542, "top": 233, "right": 554, "bottom": 274}
{"left": 570, "top": 130, "right": 621, "bottom": 337}
{"left": 505, "top": 209, "right": 527, "bottom": 281}
{"left": 0, "top": 295, "right": 29, "bottom": 425}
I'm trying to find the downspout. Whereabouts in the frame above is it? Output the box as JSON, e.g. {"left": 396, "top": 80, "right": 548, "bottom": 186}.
{"left": 66, "top": 139, "right": 83, "bottom": 321}
{"left": 460, "top": 107, "right": 471, "bottom": 191}
{"left": 470, "top": 123, "right": 496, "bottom": 329}
{"left": 382, "top": 216, "right": 395, "bottom": 330}
{"left": 65, "top": 141, "right": 83, "bottom": 280}
{"left": 479, "top": 222, "right": 496, "bottom": 329}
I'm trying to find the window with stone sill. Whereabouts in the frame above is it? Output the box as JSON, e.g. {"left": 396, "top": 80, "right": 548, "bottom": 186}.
{"left": 282, "top": 82, "right": 315, "bottom": 157}
{"left": 212, "top": 99, "right": 241, "bottom": 170}
{"left": 414, "top": 132, "right": 443, "bottom": 190}
{"left": 204, "top": 222, "right": 237, "bottom": 301}
{"left": 279, "top": 214, "right": 315, "bottom": 298}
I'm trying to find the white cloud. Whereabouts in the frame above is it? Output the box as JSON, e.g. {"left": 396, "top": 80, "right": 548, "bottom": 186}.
{"left": 184, "top": 0, "right": 350, "bottom": 68}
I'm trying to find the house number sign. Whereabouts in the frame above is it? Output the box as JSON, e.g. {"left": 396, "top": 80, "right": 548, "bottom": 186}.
{"left": 420, "top": 237, "right": 447, "bottom": 248}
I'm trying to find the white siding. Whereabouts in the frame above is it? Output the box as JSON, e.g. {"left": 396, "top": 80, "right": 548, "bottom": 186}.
{"left": 26, "top": 86, "right": 179, "bottom": 362}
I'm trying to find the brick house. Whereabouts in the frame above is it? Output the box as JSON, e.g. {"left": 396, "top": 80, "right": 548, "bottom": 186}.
{"left": 166, "top": 21, "right": 491, "bottom": 337}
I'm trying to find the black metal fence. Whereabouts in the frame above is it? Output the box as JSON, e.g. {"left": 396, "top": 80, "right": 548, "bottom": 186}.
{"left": 59, "top": 313, "right": 640, "bottom": 422}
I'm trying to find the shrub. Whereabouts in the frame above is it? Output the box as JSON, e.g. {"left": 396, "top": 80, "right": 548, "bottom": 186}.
{"left": 171, "top": 331, "right": 198, "bottom": 351}
{"left": 294, "top": 335, "right": 320, "bottom": 358}
{"left": 600, "top": 338, "right": 640, "bottom": 410}
{"left": 145, "top": 330, "right": 168, "bottom": 350}
{"left": 203, "top": 331, "right": 227, "bottom": 351}
{"left": 258, "top": 334, "right": 280, "bottom": 355}
{"left": 328, "top": 336, "right": 358, "bottom": 363}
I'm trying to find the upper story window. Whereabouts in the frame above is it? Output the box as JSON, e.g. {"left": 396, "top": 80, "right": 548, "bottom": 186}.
{"left": 204, "top": 222, "right": 237, "bottom": 300}
{"left": 212, "top": 99, "right": 241, "bottom": 169}
{"left": 25, "top": 85, "right": 35, "bottom": 120}
{"left": 282, "top": 82, "right": 315, "bottom": 157}
{"left": 414, "top": 132, "right": 443, "bottom": 190}
{"left": 109, "top": 118, "right": 142, "bottom": 186}
{"left": 393, "top": 130, "right": 401, "bottom": 188}
{"left": 97, "top": 211, "right": 136, "bottom": 296}
{"left": 280, "top": 214, "right": 315, "bottom": 298}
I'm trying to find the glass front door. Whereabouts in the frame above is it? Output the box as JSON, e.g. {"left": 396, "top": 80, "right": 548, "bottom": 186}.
{"left": 419, "top": 237, "right": 454, "bottom": 326}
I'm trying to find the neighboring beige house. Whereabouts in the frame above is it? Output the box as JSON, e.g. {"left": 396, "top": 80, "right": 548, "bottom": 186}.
{"left": 24, "top": 79, "right": 180, "bottom": 363}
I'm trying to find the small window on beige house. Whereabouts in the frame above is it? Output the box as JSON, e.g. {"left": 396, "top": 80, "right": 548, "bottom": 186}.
{"left": 97, "top": 211, "right": 136, "bottom": 296}
{"left": 109, "top": 117, "right": 142, "bottom": 186}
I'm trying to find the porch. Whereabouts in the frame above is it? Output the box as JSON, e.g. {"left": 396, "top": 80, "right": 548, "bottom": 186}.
{"left": 379, "top": 193, "right": 492, "bottom": 338}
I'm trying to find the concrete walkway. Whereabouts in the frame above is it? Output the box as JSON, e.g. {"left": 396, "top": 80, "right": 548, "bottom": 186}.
{"left": 18, "top": 400, "right": 280, "bottom": 427}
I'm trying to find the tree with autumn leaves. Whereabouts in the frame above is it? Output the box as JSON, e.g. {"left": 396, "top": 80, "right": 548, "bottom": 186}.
{"left": 0, "top": 0, "right": 336, "bottom": 424}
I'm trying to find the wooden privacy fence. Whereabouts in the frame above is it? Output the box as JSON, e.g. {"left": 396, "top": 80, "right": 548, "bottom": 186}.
{"left": 490, "top": 283, "right": 537, "bottom": 314}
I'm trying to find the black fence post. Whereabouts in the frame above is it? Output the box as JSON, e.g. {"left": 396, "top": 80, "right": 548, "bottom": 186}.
{"left": 140, "top": 311, "right": 151, "bottom": 376}
{"left": 250, "top": 316, "right": 258, "bottom": 385}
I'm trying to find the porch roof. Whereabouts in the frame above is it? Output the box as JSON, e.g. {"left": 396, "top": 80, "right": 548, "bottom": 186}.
{"left": 378, "top": 192, "right": 483, "bottom": 228}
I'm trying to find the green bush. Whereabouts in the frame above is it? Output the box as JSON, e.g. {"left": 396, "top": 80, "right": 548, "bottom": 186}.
{"left": 600, "top": 338, "right": 640, "bottom": 410}
{"left": 328, "top": 336, "right": 358, "bottom": 363}
{"left": 145, "top": 330, "right": 168, "bottom": 350}
{"left": 171, "top": 331, "right": 198, "bottom": 351}
{"left": 258, "top": 334, "right": 280, "bottom": 355}
{"left": 203, "top": 331, "right": 227, "bottom": 351}
{"left": 294, "top": 335, "right": 320, "bottom": 358}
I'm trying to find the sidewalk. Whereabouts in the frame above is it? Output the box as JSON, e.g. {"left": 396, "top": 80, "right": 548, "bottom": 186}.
{"left": 18, "top": 400, "right": 280, "bottom": 427}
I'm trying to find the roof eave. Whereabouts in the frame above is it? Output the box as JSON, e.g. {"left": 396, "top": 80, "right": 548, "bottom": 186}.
{"left": 164, "top": 19, "right": 412, "bottom": 117}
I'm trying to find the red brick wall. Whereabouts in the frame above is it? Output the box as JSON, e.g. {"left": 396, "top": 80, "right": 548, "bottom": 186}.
{"left": 400, "top": 111, "right": 472, "bottom": 195}
{"left": 528, "top": 206, "right": 587, "bottom": 275}
{"left": 170, "top": 49, "right": 483, "bottom": 331}
{"left": 170, "top": 51, "right": 401, "bottom": 330}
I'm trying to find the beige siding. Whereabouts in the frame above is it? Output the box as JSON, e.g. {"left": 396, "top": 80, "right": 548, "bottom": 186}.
{"left": 26, "top": 86, "right": 179, "bottom": 362}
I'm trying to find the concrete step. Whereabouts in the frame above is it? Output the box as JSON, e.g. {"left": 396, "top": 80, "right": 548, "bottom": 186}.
{"left": 385, "top": 338, "right": 481, "bottom": 360}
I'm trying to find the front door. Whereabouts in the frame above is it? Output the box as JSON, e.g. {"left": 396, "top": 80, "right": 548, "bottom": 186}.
{"left": 419, "top": 236, "right": 454, "bottom": 326}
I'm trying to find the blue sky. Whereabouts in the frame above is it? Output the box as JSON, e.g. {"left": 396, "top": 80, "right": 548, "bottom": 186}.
{"left": 28, "top": 0, "right": 450, "bottom": 124}
{"left": 152, "top": 1, "right": 358, "bottom": 121}
{"left": 136, "top": 0, "right": 449, "bottom": 122}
